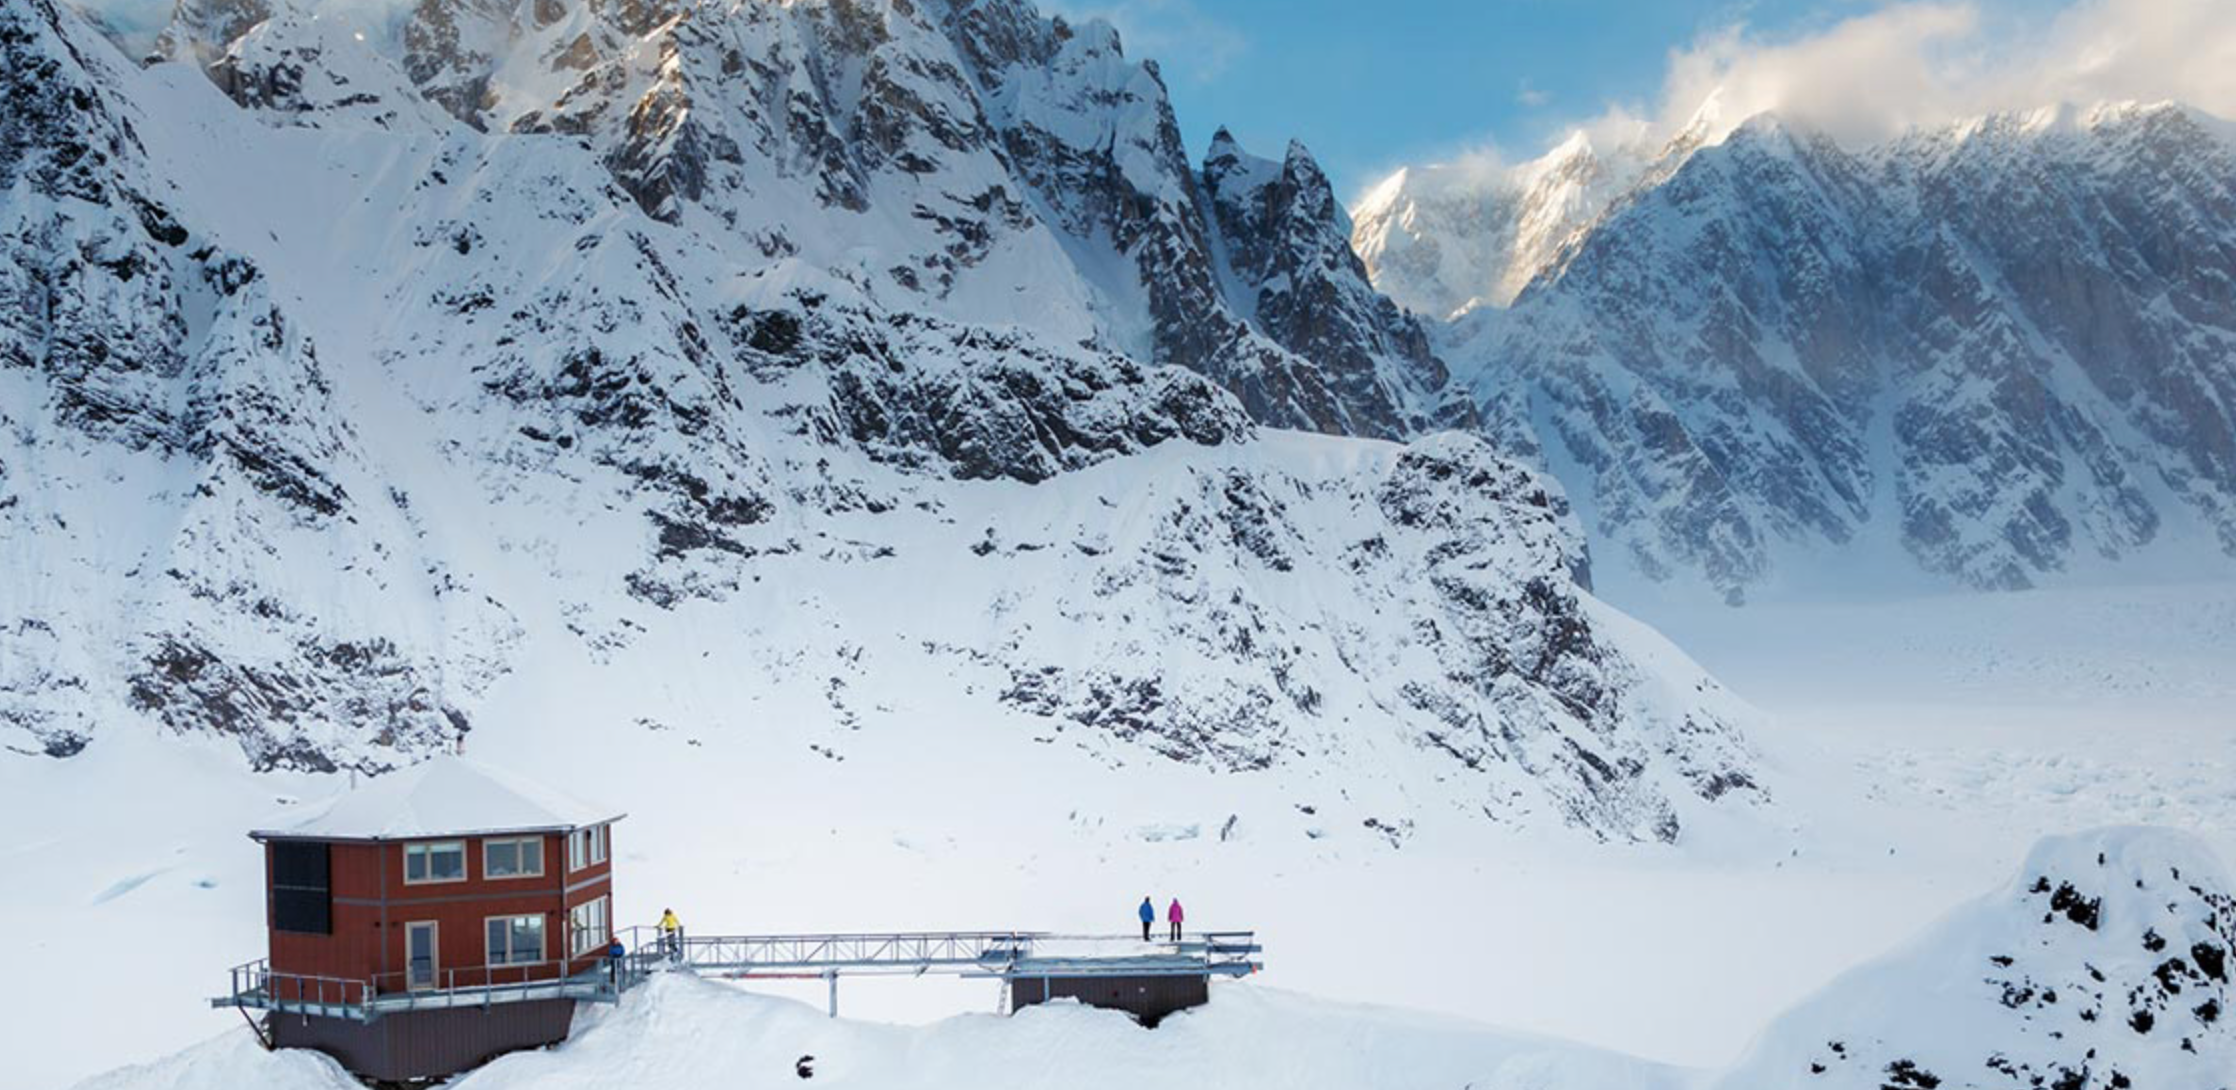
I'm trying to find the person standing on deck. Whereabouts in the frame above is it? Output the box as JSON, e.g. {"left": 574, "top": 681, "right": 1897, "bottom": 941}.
{"left": 1138, "top": 896, "right": 1155, "bottom": 941}
{"left": 659, "top": 907, "right": 683, "bottom": 959}
{"left": 1167, "top": 897, "right": 1184, "bottom": 942}
{"left": 606, "top": 936, "right": 626, "bottom": 986}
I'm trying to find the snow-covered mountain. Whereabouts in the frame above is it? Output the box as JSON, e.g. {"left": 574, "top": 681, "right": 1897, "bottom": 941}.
{"left": 0, "top": 0, "right": 1765, "bottom": 843}
{"left": 1360, "top": 102, "right": 2236, "bottom": 602}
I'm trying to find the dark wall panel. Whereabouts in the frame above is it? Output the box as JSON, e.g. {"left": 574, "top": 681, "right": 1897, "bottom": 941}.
{"left": 1010, "top": 974, "right": 1211, "bottom": 1027}
{"left": 272, "top": 1000, "right": 576, "bottom": 1082}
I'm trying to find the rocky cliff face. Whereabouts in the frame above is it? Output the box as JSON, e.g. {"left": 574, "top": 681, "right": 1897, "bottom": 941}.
{"left": 2, "top": 0, "right": 509, "bottom": 767}
{"left": 1364, "top": 104, "right": 2236, "bottom": 601}
{"left": 1202, "top": 131, "right": 1469, "bottom": 437}
{"left": 0, "top": 0, "right": 1764, "bottom": 843}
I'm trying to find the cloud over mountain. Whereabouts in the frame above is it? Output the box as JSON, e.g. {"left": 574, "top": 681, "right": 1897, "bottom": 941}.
{"left": 1597, "top": 0, "right": 2236, "bottom": 152}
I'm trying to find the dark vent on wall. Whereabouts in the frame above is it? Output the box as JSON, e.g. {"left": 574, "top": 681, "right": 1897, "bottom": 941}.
{"left": 272, "top": 841, "right": 332, "bottom": 934}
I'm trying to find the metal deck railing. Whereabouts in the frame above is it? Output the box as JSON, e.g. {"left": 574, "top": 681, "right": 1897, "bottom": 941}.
{"left": 210, "top": 956, "right": 643, "bottom": 1024}
{"left": 614, "top": 927, "right": 1261, "bottom": 1016}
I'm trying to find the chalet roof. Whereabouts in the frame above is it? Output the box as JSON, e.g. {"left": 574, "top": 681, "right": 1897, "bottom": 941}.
{"left": 253, "top": 756, "right": 624, "bottom": 842}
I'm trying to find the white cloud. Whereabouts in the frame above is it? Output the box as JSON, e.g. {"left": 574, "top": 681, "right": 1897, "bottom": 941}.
{"left": 1575, "top": 0, "right": 2236, "bottom": 150}
{"left": 1353, "top": 0, "right": 2236, "bottom": 217}
{"left": 2007, "top": 0, "right": 2236, "bottom": 115}
{"left": 1652, "top": 2, "right": 1984, "bottom": 144}
{"left": 1517, "top": 79, "right": 1550, "bottom": 109}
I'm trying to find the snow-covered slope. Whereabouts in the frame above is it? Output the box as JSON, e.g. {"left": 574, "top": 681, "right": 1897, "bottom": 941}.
{"left": 0, "top": 0, "right": 1765, "bottom": 842}
{"left": 77, "top": 974, "right": 1692, "bottom": 1090}
{"left": 1361, "top": 103, "right": 2236, "bottom": 602}
{"left": 1715, "top": 826, "right": 2236, "bottom": 1090}
{"left": 66, "top": 825, "right": 2236, "bottom": 1090}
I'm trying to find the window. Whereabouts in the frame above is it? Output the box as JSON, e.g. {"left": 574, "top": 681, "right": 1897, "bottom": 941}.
{"left": 568, "top": 895, "right": 609, "bottom": 957}
{"left": 567, "top": 824, "right": 607, "bottom": 872}
{"left": 483, "top": 837, "right": 544, "bottom": 879}
{"left": 485, "top": 915, "right": 545, "bottom": 966}
{"left": 403, "top": 840, "right": 466, "bottom": 884}
{"left": 271, "top": 841, "right": 331, "bottom": 934}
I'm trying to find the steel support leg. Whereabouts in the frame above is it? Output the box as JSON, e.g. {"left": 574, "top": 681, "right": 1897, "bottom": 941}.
{"left": 826, "top": 970, "right": 838, "bottom": 1018}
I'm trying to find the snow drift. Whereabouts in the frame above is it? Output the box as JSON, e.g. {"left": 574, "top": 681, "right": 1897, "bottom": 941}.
{"left": 79, "top": 974, "right": 1690, "bottom": 1090}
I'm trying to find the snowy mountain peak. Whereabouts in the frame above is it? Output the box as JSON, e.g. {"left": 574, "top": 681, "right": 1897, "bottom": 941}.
{"left": 1515, "top": 127, "right": 1595, "bottom": 183}
{"left": 1349, "top": 130, "right": 1637, "bottom": 320}
{"left": 1675, "top": 84, "right": 1730, "bottom": 143}
{"left": 148, "top": 0, "right": 271, "bottom": 67}
{"left": 1201, "top": 131, "right": 1467, "bottom": 436}
{"left": 1201, "top": 125, "right": 1275, "bottom": 191}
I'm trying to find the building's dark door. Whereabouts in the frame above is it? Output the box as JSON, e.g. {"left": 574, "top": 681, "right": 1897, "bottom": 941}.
{"left": 406, "top": 921, "right": 439, "bottom": 990}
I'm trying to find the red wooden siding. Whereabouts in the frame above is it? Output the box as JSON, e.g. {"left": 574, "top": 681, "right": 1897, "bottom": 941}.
{"left": 266, "top": 826, "right": 614, "bottom": 994}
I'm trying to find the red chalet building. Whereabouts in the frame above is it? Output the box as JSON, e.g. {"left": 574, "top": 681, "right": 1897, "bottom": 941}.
{"left": 215, "top": 757, "right": 627, "bottom": 1082}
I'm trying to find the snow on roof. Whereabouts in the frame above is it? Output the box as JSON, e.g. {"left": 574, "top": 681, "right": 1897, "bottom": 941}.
{"left": 254, "top": 756, "right": 624, "bottom": 842}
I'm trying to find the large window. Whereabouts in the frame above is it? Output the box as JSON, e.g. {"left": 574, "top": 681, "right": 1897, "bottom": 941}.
{"left": 271, "top": 841, "right": 331, "bottom": 934}
{"left": 568, "top": 895, "right": 609, "bottom": 957}
{"left": 567, "top": 824, "right": 608, "bottom": 872}
{"left": 403, "top": 840, "right": 466, "bottom": 884}
{"left": 483, "top": 837, "right": 544, "bottom": 880}
{"left": 485, "top": 915, "right": 545, "bottom": 967}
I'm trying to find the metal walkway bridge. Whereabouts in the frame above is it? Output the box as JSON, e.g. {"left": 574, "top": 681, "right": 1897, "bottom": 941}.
{"left": 615, "top": 927, "right": 1264, "bottom": 1016}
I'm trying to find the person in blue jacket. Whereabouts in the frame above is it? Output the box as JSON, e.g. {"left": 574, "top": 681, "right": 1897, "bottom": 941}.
{"left": 1138, "top": 895, "right": 1155, "bottom": 941}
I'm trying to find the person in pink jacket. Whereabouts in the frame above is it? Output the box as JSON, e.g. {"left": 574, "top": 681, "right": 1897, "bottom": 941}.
{"left": 1166, "top": 897, "right": 1185, "bottom": 942}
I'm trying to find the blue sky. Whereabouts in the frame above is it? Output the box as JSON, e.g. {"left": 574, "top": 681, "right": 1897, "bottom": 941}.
{"left": 1044, "top": 0, "right": 2099, "bottom": 199}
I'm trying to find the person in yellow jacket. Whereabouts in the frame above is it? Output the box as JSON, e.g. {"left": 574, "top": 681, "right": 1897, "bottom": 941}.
{"left": 659, "top": 908, "right": 683, "bottom": 959}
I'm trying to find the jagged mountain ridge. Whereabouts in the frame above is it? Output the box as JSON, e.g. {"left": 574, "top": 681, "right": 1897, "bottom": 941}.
{"left": 0, "top": 0, "right": 1766, "bottom": 844}
{"left": 142, "top": 0, "right": 1456, "bottom": 440}
{"left": 1360, "top": 103, "right": 2236, "bottom": 601}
